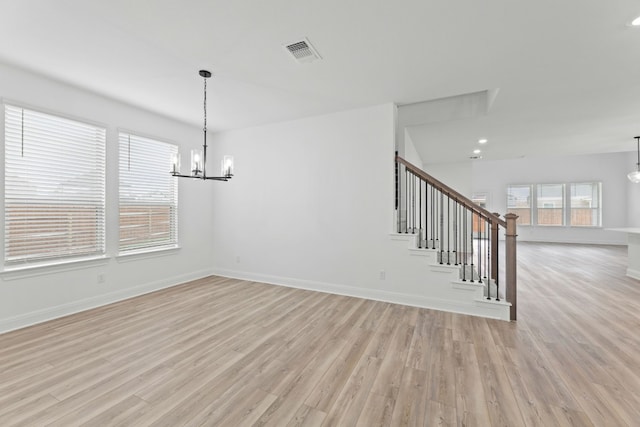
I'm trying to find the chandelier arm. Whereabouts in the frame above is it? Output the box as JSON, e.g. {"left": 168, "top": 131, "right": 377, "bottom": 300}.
{"left": 171, "top": 172, "right": 227, "bottom": 181}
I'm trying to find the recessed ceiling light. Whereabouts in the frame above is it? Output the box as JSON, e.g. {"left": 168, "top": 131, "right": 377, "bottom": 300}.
{"left": 632, "top": 16, "right": 640, "bottom": 26}
{"left": 473, "top": 149, "right": 482, "bottom": 154}
{"left": 478, "top": 138, "right": 488, "bottom": 144}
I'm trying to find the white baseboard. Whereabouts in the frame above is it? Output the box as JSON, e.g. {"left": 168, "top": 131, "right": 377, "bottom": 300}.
{"left": 627, "top": 268, "right": 640, "bottom": 281}
{"left": 0, "top": 268, "right": 215, "bottom": 334}
{"left": 211, "top": 268, "right": 510, "bottom": 320}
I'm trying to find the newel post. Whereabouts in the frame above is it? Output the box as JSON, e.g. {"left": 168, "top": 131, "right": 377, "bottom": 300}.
{"left": 504, "top": 213, "right": 518, "bottom": 321}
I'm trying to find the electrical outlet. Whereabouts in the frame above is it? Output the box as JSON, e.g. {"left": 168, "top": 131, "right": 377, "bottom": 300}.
{"left": 379, "top": 270, "right": 386, "bottom": 280}
{"left": 97, "top": 273, "right": 106, "bottom": 284}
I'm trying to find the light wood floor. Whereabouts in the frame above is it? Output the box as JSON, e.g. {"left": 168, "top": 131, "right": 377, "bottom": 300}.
{"left": 1, "top": 242, "right": 639, "bottom": 426}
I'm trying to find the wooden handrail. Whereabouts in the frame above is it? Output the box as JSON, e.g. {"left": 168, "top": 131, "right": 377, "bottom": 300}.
{"left": 396, "top": 156, "right": 507, "bottom": 228}
{"left": 396, "top": 154, "right": 517, "bottom": 320}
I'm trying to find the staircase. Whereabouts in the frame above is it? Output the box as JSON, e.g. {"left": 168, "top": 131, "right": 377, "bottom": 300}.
{"left": 394, "top": 155, "right": 517, "bottom": 321}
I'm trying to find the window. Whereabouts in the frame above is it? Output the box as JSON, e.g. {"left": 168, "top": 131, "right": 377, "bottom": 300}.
{"left": 570, "top": 182, "right": 601, "bottom": 227}
{"left": 119, "top": 133, "right": 178, "bottom": 254}
{"left": 506, "top": 185, "right": 532, "bottom": 225}
{"left": 507, "top": 181, "right": 602, "bottom": 227}
{"left": 4, "top": 104, "right": 106, "bottom": 264}
{"left": 536, "top": 184, "right": 564, "bottom": 226}
{"left": 472, "top": 192, "right": 489, "bottom": 235}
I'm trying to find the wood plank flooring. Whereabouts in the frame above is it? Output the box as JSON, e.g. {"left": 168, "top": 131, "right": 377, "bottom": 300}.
{"left": 1, "top": 242, "right": 639, "bottom": 426}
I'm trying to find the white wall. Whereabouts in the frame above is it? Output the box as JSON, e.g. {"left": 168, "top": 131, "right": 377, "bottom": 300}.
{"left": 0, "top": 63, "right": 214, "bottom": 333}
{"left": 209, "top": 104, "right": 419, "bottom": 293}
{"left": 424, "top": 161, "right": 473, "bottom": 197}
{"left": 403, "top": 130, "right": 423, "bottom": 169}
{"left": 471, "top": 152, "right": 629, "bottom": 244}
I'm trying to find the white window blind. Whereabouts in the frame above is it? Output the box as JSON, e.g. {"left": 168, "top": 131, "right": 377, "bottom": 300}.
{"left": 4, "top": 104, "right": 106, "bottom": 264}
{"left": 119, "top": 133, "right": 178, "bottom": 253}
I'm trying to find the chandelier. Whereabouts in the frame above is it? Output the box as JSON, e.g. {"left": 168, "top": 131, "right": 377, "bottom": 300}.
{"left": 171, "top": 70, "right": 233, "bottom": 181}
{"left": 629, "top": 136, "right": 640, "bottom": 184}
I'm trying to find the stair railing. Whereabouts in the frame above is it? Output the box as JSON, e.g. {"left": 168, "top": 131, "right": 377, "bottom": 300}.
{"left": 395, "top": 155, "right": 518, "bottom": 320}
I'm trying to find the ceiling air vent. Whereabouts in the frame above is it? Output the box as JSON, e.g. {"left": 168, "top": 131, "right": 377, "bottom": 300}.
{"left": 284, "top": 38, "right": 321, "bottom": 63}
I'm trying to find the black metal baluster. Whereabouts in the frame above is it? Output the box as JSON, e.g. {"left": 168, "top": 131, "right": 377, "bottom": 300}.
{"left": 423, "top": 180, "right": 427, "bottom": 247}
{"left": 409, "top": 172, "right": 415, "bottom": 234}
{"left": 431, "top": 185, "right": 435, "bottom": 249}
{"left": 394, "top": 151, "right": 400, "bottom": 221}
{"left": 477, "top": 213, "right": 482, "bottom": 284}
{"left": 412, "top": 174, "right": 416, "bottom": 233}
{"left": 436, "top": 189, "right": 440, "bottom": 249}
{"left": 486, "top": 218, "right": 491, "bottom": 300}
{"left": 424, "top": 183, "right": 429, "bottom": 246}
{"left": 397, "top": 163, "right": 401, "bottom": 233}
{"left": 436, "top": 188, "right": 439, "bottom": 249}
{"left": 407, "top": 172, "right": 411, "bottom": 233}
{"left": 431, "top": 186, "right": 435, "bottom": 248}
{"left": 485, "top": 218, "right": 489, "bottom": 282}
{"left": 404, "top": 169, "right": 408, "bottom": 233}
{"left": 395, "top": 154, "right": 399, "bottom": 233}
{"left": 446, "top": 195, "right": 451, "bottom": 265}
{"left": 439, "top": 190, "right": 444, "bottom": 264}
{"left": 460, "top": 204, "right": 464, "bottom": 267}
{"left": 453, "top": 200, "right": 458, "bottom": 265}
{"left": 412, "top": 174, "right": 417, "bottom": 233}
{"left": 469, "top": 211, "right": 474, "bottom": 283}
{"left": 418, "top": 179, "right": 422, "bottom": 247}
{"left": 495, "top": 236, "right": 500, "bottom": 301}
{"left": 463, "top": 208, "right": 468, "bottom": 281}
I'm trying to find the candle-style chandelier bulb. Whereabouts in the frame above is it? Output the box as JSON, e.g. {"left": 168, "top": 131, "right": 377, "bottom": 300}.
{"left": 222, "top": 155, "right": 234, "bottom": 177}
{"left": 171, "top": 153, "right": 181, "bottom": 175}
{"left": 191, "top": 149, "right": 203, "bottom": 177}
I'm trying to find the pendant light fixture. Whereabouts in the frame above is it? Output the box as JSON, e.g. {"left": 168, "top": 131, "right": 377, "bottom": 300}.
{"left": 629, "top": 136, "right": 640, "bottom": 184}
{"left": 171, "top": 70, "right": 234, "bottom": 181}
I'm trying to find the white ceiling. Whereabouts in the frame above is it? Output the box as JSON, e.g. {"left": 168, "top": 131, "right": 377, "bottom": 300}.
{"left": 1, "top": 0, "right": 640, "bottom": 163}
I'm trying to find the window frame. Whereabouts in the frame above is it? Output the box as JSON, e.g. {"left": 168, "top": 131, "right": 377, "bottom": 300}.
{"left": 569, "top": 182, "right": 602, "bottom": 228}
{"left": 506, "top": 181, "right": 603, "bottom": 228}
{"left": 118, "top": 131, "right": 179, "bottom": 255}
{"left": 3, "top": 103, "right": 106, "bottom": 267}
{"left": 535, "top": 183, "right": 565, "bottom": 227}
{"left": 506, "top": 184, "right": 533, "bottom": 226}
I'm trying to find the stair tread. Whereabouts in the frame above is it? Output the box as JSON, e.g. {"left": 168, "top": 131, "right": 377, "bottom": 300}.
{"left": 474, "top": 298, "right": 511, "bottom": 306}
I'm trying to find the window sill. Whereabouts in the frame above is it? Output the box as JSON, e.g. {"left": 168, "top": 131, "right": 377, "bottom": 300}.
{"left": 116, "top": 246, "right": 180, "bottom": 263}
{"left": 1, "top": 255, "right": 110, "bottom": 281}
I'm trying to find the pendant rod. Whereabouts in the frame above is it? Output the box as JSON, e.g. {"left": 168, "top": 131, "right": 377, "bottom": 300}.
{"left": 200, "top": 70, "right": 211, "bottom": 180}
